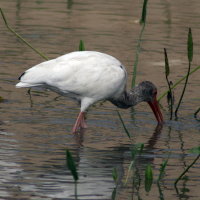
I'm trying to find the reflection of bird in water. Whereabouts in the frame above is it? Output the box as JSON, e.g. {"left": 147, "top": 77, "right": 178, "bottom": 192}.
{"left": 16, "top": 51, "right": 163, "bottom": 133}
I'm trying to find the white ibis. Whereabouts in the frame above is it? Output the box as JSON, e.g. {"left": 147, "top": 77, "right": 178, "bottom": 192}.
{"left": 16, "top": 51, "right": 163, "bottom": 133}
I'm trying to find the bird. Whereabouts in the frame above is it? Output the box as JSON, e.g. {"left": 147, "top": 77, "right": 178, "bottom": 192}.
{"left": 16, "top": 51, "right": 163, "bottom": 133}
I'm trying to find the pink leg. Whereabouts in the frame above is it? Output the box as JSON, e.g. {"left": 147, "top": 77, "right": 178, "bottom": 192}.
{"left": 72, "top": 112, "right": 87, "bottom": 133}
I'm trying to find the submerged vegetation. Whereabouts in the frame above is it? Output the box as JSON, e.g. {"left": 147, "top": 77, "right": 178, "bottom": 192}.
{"left": 0, "top": 0, "right": 199, "bottom": 199}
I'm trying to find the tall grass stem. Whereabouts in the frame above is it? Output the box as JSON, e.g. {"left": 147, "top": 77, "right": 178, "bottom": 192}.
{"left": 131, "top": 0, "right": 148, "bottom": 87}
{"left": 158, "top": 64, "right": 200, "bottom": 101}
{"left": 174, "top": 28, "right": 193, "bottom": 118}
{"left": 164, "top": 48, "right": 173, "bottom": 120}
{"left": 116, "top": 110, "right": 131, "bottom": 139}
{"left": 79, "top": 40, "right": 85, "bottom": 51}
{"left": 0, "top": 8, "right": 49, "bottom": 61}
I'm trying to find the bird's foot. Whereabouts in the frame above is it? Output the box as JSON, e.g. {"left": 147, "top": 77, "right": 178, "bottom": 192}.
{"left": 72, "top": 112, "right": 87, "bottom": 133}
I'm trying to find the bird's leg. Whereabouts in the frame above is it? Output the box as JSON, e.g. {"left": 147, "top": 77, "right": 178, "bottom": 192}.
{"left": 72, "top": 112, "right": 87, "bottom": 133}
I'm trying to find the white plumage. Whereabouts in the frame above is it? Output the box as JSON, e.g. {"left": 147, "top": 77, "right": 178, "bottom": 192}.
{"left": 16, "top": 51, "right": 128, "bottom": 132}
{"left": 16, "top": 51, "right": 163, "bottom": 133}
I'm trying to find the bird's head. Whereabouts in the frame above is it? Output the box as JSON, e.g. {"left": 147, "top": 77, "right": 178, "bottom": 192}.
{"left": 137, "top": 81, "right": 163, "bottom": 123}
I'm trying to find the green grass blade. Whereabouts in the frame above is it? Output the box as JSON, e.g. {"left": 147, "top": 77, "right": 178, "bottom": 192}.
{"left": 188, "top": 27, "right": 193, "bottom": 62}
{"left": 189, "top": 146, "right": 200, "bottom": 154}
{"left": 158, "top": 64, "right": 200, "bottom": 101}
{"left": 0, "top": 8, "right": 49, "bottom": 60}
{"left": 164, "top": 48, "right": 173, "bottom": 119}
{"left": 112, "top": 168, "right": 118, "bottom": 184}
{"left": 157, "top": 158, "right": 169, "bottom": 182}
{"left": 145, "top": 164, "right": 153, "bottom": 192}
{"left": 174, "top": 153, "right": 200, "bottom": 187}
{"left": 140, "top": 0, "right": 148, "bottom": 25}
{"left": 175, "top": 28, "right": 193, "bottom": 118}
{"left": 79, "top": 40, "right": 85, "bottom": 51}
{"left": 66, "top": 149, "right": 79, "bottom": 181}
{"left": 131, "top": 0, "right": 149, "bottom": 87}
{"left": 131, "top": 143, "right": 144, "bottom": 159}
{"left": 116, "top": 110, "right": 131, "bottom": 139}
{"left": 164, "top": 48, "right": 170, "bottom": 77}
{"left": 194, "top": 107, "right": 200, "bottom": 120}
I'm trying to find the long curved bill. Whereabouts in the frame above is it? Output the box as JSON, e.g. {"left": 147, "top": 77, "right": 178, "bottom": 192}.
{"left": 147, "top": 97, "right": 163, "bottom": 124}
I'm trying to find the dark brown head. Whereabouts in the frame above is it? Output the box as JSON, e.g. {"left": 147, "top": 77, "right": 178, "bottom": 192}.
{"left": 138, "top": 81, "right": 163, "bottom": 123}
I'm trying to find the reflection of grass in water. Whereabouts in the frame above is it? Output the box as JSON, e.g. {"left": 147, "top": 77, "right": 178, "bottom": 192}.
{"left": 1, "top": 3, "right": 200, "bottom": 200}
{"left": 174, "top": 147, "right": 200, "bottom": 192}
{"left": 66, "top": 149, "right": 79, "bottom": 199}
{"left": 0, "top": 96, "right": 4, "bottom": 102}
{"left": 145, "top": 164, "right": 153, "bottom": 192}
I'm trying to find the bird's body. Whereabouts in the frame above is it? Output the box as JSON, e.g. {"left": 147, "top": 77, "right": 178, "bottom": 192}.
{"left": 16, "top": 51, "right": 163, "bottom": 133}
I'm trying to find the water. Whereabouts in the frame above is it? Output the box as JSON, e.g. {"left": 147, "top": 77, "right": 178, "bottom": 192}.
{"left": 0, "top": 0, "right": 200, "bottom": 199}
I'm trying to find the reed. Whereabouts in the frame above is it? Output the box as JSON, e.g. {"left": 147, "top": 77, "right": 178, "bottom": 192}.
{"left": 164, "top": 48, "right": 173, "bottom": 120}
{"left": 0, "top": 8, "right": 49, "bottom": 61}
{"left": 174, "top": 28, "right": 193, "bottom": 118}
{"left": 79, "top": 40, "right": 85, "bottom": 51}
{"left": 131, "top": 0, "right": 148, "bottom": 87}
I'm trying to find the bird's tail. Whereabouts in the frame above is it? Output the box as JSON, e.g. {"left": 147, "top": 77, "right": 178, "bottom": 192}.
{"left": 16, "top": 71, "right": 43, "bottom": 88}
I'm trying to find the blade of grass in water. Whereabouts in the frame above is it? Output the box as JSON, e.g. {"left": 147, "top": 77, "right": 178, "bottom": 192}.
{"left": 194, "top": 107, "right": 200, "bottom": 120}
{"left": 140, "top": 0, "right": 148, "bottom": 24}
{"left": 131, "top": 0, "right": 148, "bottom": 87}
{"left": 174, "top": 146, "right": 200, "bottom": 187}
{"left": 116, "top": 110, "right": 131, "bottom": 139}
{"left": 125, "top": 143, "right": 144, "bottom": 184}
{"left": 66, "top": 149, "right": 79, "bottom": 181}
{"left": 145, "top": 164, "right": 153, "bottom": 192}
{"left": 158, "top": 64, "right": 200, "bottom": 101}
{"left": 0, "top": 8, "right": 49, "bottom": 60}
{"left": 79, "top": 40, "right": 85, "bottom": 51}
{"left": 175, "top": 28, "right": 193, "bottom": 118}
{"left": 157, "top": 158, "right": 169, "bottom": 182}
{"left": 164, "top": 48, "right": 173, "bottom": 120}
{"left": 112, "top": 168, "right": 118, "bottom": 185}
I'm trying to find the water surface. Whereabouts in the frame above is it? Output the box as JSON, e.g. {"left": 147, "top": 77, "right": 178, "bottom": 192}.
{"left": 0, "top": 0, "right": 200, "bottom": 199}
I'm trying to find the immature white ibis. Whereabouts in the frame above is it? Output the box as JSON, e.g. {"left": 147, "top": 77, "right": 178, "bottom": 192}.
{"left": 16, "top": 51, "right": 163, "bottom": 133}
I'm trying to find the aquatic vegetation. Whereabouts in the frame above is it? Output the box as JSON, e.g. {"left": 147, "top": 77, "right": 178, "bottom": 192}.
{"left": 175, "top": 28, "right": 193, "bottom": 118}
{"left": 164, "top": 48, "right": 173, "bottom": 120}
{"left": 0, "top": 8, "right": 49, "bottom": 61}
{"left": 157, "top": 158, "right": 169, "bottom": 183}
{"left": 132, "top": 0, "right": 148, "bottom": 87}
{"left": 194, "top": 107, "right": 200, "bottom": 120}
{"left": 66, "top": 149, "right": 78, "bottom": 198}
{"left": 145, "top": 164, "right": 153, "bottom": 192}
{"left": 174, "top": 146, "right": 200, "bottom": 188}
{"left": 79, "top": 40, "right": 85, "bottom": 51}
{"left": 116, "top": 110, "right": 131, "bottom": 139}
{"left": 111, "top": 168, "right": 118, "bottom": 200}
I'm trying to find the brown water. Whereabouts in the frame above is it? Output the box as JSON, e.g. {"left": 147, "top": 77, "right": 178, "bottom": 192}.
{"left": 0, "top": 0, "right": 200, "bottom": 199}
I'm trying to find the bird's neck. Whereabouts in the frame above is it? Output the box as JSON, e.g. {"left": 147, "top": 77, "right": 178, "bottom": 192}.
{"left": 109, "top": 86, "right": 143, "bottom": 109}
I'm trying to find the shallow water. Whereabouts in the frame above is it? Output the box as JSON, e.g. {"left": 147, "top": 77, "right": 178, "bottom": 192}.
{"left": 0, "top": 0, "right": 200, "bottom": 199}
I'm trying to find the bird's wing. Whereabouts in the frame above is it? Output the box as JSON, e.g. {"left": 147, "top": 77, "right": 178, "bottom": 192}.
{"left": 16, "top": 51, "right": 127, "bottom": 100}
